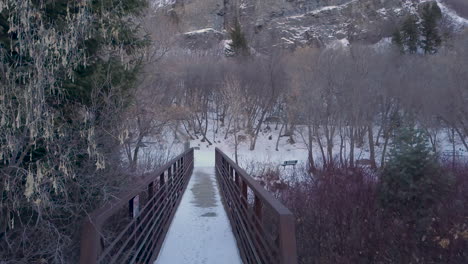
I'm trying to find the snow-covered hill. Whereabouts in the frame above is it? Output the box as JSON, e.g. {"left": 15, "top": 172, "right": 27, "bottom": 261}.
{"left": 436, "top": 0, "right": 468, "bottom": 28}
{"left": 154, "top": 0, "right": 468, "bottom": 51}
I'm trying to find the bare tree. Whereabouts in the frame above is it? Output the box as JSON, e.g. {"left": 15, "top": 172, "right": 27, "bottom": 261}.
{"left": 244, "top": 53, "right": 287, "bottom": 151}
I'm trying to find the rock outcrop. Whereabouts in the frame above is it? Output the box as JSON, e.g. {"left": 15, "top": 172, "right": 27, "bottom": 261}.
{"left": 157, "top": 0, "right": 467, "bottom": 51}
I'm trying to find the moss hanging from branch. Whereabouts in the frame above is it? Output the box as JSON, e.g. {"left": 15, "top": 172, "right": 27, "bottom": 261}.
{"left": 0, "top": 0, "right": 149, "bottom": 262}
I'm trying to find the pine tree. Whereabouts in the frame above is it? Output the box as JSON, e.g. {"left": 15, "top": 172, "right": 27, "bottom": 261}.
{"left": 379, "top": 127, "right": 452, "bottom": 228}
{"left": 229, "top": 19, "right": 249, "bottom": 56}
{"left": 392, "top": 29, "right": 404, "bottom": 53}
{"left": 421, "top": 2, "right": 442, "bottom": 54}
{"left": 401, "top": 15, "right": 419, "bottom": 54}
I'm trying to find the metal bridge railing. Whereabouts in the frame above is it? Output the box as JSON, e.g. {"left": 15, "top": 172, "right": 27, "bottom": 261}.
{"left": 215, "top": 148, "right": 297, "bottom": 264}
{"left": 79, "top": 148, "right": 194, "bottom": 264}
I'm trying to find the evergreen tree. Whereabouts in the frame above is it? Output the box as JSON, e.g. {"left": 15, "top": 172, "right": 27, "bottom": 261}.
{"left": 229, "top": 19, "right": 249, "bottom": 56}
{"left": 379, "top": 127, "right": 452, "bottom": 230}
{"left": 0, "top": 0, "right": 149, "bottom": 262}
{"left": 392, "top": 3, "right": 444, "bottom": 55}
{"left": 392, "top": 29, "right": 404, "bottom": 53}
{"left": 421, "top": 2, "right": 442, "bottom": 54}
{"left": 401, "top": 15, "right": 420, "bottom": 54}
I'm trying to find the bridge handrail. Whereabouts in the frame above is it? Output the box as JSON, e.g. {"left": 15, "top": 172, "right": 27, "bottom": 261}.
{"left": 215, "top": 148, "right": 297, "bottom": 264}
{"left": 80, "top": 148, "right": 194, "bottom": 264}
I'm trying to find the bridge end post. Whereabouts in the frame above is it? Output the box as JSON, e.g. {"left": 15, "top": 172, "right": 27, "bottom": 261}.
{"left": 79, "top": 217, "right": 100, "bottom": 264}
{"left": 279, "top": 213, "right": 298, "bottom": 264}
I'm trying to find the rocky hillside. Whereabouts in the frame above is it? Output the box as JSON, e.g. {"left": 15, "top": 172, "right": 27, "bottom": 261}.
{"left": 154, "top": 0, "right": 468, "bottom": 51}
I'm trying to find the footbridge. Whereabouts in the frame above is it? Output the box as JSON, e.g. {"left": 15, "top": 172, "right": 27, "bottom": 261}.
{"left": 79, "top": 148, "right": 297, "bottom": 264}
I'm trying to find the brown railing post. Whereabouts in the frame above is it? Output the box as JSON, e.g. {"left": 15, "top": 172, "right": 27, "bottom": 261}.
{"left": 168, "top": 166, "right": 172, "bottom": 186}
{"left": 241, "top": 181, "right": 248, "bottom": 208}
{"left": 79, "top": 218, "right": 100, "bottom": 264}
{"left": 160, "top": 172, "right": 165, "bottom": 191}
{"left": 178, "top": 158, "right": 183, "bottom": 191}
{"left": 172, "top": 164, "right": 176, "bottom": 183}
{"left": 279, "top": 214, "right": 298, "bottom": 264}
{"left": 168, "top": 166, "right": 174, "bottom": 205}
{"left": 148, "top": 182, "right": 154, "bottom": 199}
{"left": 230, "top": 165, "right": 234, "bottom": 181}
{"left": 254, "top": 195, "right": 262, "bottom": 220}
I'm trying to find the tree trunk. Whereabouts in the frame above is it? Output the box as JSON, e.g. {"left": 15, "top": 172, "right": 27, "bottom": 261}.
{"left": 339, "top": 127, "right": 344, "bottom": 167}
{"left": 349, "top": 127, "right": 355, "bottom": 168}
{"left": 288, "top": 124, "right": 296, "bottom": 144}
{"left": 173, "top": 121, "right": 179, "bottom": 141}
{"left": 325, "top": 125, "right": 334, "bottom": 166}
{"left": 125, "top": 143, "right": 133, "bottom": 167}
{"left": 215, "top": 105, "right": 219, "bottom": 134}
{"left": 375, "top": 125, "right": 383, "bottom": 146}
{"left": 182, "top": 120, "right": 195, "bottom": 140}
{"left": 130, "top": 135, "right": 144, "bottom": 172}
{"left": 426, "top": 128, "right": 438, "bottom": 153}
{"left": 200, "top": 110, "right": 212, "bottom": 145}
{"left": 212, "top": 113, "right": 217, "bottom": 143}
{"left": 234, "top": 131, "right": 239, "bottom": 164}
{"left": 454, "top": 126, "right": 468, "bottom": 152}
{"left": 224, "top": 116, "right": 233, "bottom": 140}
{"left": 315, "top": 127, "right": 327, "bottom": 168}
{"left": 381, "top": 129, "right": 390, "bottom": 167}
{"left": 307, "top": 124, "right": 316, "bottom": 172}
{"left": 441, "top": 117, "right": 468, "bottom": 152}
{"left": 276, "top": 123, "right": 285, "bottom": 151}
{"left": 250, "top": 109, "right": 267, "bottom": 150}
{"left": 368, "top": 125, "right": 377, "bottom": 169}
{"left": 220, "top": 105, "right": 228, "bottom": 127}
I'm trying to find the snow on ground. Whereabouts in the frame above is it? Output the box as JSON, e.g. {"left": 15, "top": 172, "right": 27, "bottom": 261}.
{"left": 154, "top": 150, "right": 242, "bottom": 264}
{"left": 139, "top": 120, "right": 466, "bottom": 181}
{"left": 151, "top": 0, "right": 175, "bottom": 9}
{"left": 287, "top": 0, "right": 359, "bottom": 20}
{"left": 436, "top": 0, "right": 468, "bottom": 27}
{"left": 193, "top": 147, "right": 216, "bottom": 167}
{"left": 417, "top": 0, "right": 468, "bottom": 28}
{"left": 191, "top": 128, "right": 309, "bottom": 172}
{"left": 183, "top": 28, "right": 222, "bottom": 35}
{"left": 373, "top": 37, "right": 393, "bottom": 50}
{"left": 187, "top": 123, "right": 467, "bottom": 178}
{"left": 328, "top": 38, "right": 350, "bottom": 49}
{"left": 189, "top": 123, "right": 372, "bottom": 172}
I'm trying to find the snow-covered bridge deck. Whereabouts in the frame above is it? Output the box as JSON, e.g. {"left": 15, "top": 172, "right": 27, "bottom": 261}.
{"left": 155, "top": 150, "right": 242, "bottom": 264}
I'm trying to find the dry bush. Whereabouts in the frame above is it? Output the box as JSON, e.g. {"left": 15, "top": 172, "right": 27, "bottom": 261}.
{"left": 0, "top": 0, "right": 151, "bottom": 262}
{"left": 275, "top": 163, "right": 468, "bottom": 264}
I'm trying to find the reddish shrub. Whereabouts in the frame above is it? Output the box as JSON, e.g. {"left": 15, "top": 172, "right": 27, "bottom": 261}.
{"left": 274, "top": 163, "right": 468, "bottom": 264}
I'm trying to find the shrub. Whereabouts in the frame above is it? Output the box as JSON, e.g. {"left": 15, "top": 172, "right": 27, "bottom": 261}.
{"left": 379, "top": 127, "right": 453, "bottom": 227}
{"left": 275, "top": 160, "right": 467, "bottom": 263}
